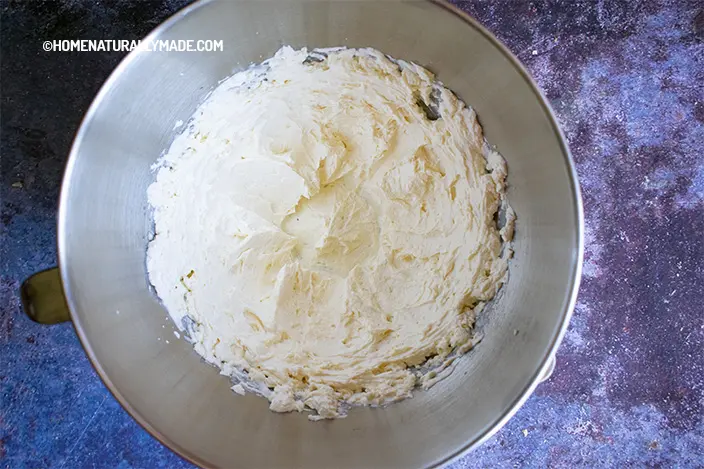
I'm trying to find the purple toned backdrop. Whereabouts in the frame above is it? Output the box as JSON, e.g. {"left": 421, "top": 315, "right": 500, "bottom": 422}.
{"left": 1, "top": 1, "right": 702, "bottom": 467}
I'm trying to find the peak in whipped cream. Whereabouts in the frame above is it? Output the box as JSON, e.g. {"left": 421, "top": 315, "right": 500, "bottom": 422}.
{"left": 147, "top": 46, "right": 514, "bottom": 420}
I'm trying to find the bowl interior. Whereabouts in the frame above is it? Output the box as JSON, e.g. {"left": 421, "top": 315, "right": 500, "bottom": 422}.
{"left": 59, "top": 1, "right": 581, "bottom": 467}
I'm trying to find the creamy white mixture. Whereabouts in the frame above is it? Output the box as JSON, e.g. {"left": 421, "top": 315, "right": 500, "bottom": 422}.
{"left": 147, "top": 47, "right": 514, "bottom": 420}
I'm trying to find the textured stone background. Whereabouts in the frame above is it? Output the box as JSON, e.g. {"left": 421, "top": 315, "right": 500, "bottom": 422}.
{"left": 1, "top": 0, "right": 703, "bottom": 467}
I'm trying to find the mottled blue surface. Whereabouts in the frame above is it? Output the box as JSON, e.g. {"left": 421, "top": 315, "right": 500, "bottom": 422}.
{"left": 1, "top": 0, "right": 703, "bottom": 467}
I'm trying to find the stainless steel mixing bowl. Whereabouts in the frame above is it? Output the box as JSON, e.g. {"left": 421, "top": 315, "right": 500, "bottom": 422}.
{"left": 22, "top": 0, "right": 583, "bottom": 467}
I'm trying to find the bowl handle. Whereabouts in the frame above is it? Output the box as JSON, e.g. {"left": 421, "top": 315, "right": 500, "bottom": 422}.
{"left": 20, "top": 267, "right": 71, "bottom": 324}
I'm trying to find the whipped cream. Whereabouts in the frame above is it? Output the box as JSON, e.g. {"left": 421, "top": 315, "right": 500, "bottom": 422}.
{"left": 147, "top": 47, "right": 514, "bottom": 420}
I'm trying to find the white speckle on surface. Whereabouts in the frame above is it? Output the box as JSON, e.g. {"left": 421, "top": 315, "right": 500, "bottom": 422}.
{"left": 532, "top": 50, "right": 538, "bottom": 55}
{"left": 115, "top": 310, "right": 120, "bottom": 315}
{"left": 174, "top": 331, "right": 181, "bottom": 339}
{"left": 173, "top": 120, "right": 184, "bottom": 130}
{"left": 522, "top": 429, "right": 529, "bottom": 437}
